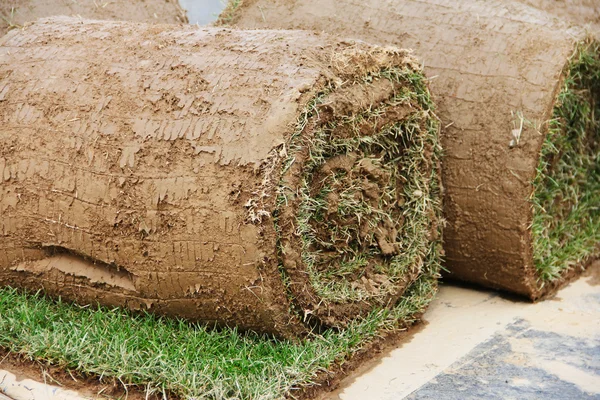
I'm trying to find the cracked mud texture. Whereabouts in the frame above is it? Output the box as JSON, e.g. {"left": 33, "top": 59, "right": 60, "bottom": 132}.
{"left": 0, "top": 17, "right": 440, "bottom": 337}
{"left": 224, "top": 0, "right": 599, "bottom": 299}
{"left": 0, "top": 0, "right": 187, "bottom": 37}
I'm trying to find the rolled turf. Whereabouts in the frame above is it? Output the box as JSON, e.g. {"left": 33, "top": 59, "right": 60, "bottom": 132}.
{"left": 0, "top": 17, "right": 442, "bottom": 398}
{"left": 518, "top": 0, "right": 600, "bottom": 32}
{"left": 0, "top": 0, "right": 187, "bottom": 37}
{"left": 0, "top": 17, "right": 442, "bottom": 339}
{"left": 222, "top": 0, "right": 600, "bottom": 299}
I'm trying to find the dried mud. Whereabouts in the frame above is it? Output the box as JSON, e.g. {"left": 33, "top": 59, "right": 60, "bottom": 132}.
{"left": 0, "top": 0, "right": 187, "bottom": 37}
{"left": 0, "top": 18, "right": 440, "bottom": 336}
{"left": 224, "top": 0, "right": 598, "bottom": 299}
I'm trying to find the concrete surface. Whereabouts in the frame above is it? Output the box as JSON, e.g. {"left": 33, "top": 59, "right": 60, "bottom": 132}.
{"left": 326, "top": 268, "right": 600, "bottom": 399}
{"left": 0, "top": 370, "right": 86, "bottom": 400}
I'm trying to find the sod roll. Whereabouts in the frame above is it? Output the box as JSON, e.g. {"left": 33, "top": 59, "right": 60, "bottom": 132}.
{"left": 519, "top": 0, "right": 600, "bottom": 32}
{"left": 0, "top": 0, "right": 187, "bottom": 37}
{"left": 0, "top": 17, "right": 442, "bottom": 336}
{"left": 224, "top": 0, "right": 600, "bottom": 299}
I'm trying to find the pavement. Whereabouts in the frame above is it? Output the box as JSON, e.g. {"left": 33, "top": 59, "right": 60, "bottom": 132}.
{"left": 0, "top": 370, "right": 85, "bottom": 400}
{"left": 326, "top": 265, "right": 600, "bottom": 400}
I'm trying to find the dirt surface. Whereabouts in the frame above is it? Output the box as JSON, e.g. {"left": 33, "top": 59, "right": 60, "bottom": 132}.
{"left": 0, "top": 18, "right": 438, "bottom": 336}
{"left": 225, "top": 0, "right": 595, "bottom": 299}
{"left": 519, "top": 0, "right": 600, "bottom": 33}
{"left": 0, "top": 0, "right": 187, "bottom": 37}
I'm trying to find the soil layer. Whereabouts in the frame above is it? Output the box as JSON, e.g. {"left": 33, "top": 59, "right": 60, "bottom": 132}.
{"left": 224, "top": 0, "right": 598, "bottom": 298}
{"left": 0, "top": 0, "right": 187, "bottom": 37}
{"left": 0, "top": 18, "right": 441, "bottom": 336}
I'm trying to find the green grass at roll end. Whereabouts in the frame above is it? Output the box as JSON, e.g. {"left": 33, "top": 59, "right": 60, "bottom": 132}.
{"left": 531, "top": 38, "right": 600, "bottom": 284}
{"left": 287, "top": 68, "right": 442, "bottom": 303}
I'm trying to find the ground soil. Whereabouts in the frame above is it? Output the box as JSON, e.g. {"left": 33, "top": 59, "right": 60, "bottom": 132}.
{"left": 0, "top": 18, "right": 434, "bottom": 337}
{"left": 226, "top": 0, "right": 595, "bottom": 299}
{"left": 0, "top": 0, "right": 187, "bottom": 37}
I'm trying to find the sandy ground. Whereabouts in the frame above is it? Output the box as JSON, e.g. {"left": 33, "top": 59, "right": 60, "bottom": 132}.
{"left": 1, "top": 264, "right": 598, "bottom": 400}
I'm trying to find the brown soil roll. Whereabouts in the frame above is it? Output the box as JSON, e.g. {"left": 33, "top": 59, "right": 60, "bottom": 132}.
{"left": 223, "top": 0, "right": 599, "bottom": 298}
{"left": 519, "top": 0, "right": 600, "bottom": 32}
{"left": 0, "top": 17, "right": 442, "bottom": 336}
{"left": 0, "top": 0, "right": 187, "bottom": 37}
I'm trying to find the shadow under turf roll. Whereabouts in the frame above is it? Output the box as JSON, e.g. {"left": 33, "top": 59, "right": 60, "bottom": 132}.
{"left": 0, "top": 17, "right": 442, "bottom": 337}
{"left": 222, "top": 0, "right": 600, "bottom": 299}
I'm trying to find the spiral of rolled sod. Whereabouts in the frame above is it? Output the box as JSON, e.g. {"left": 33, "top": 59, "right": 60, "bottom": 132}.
{"left": 224, "top": 0, "right": 600, "bottom": 299}
{"left": 0, "top": 0, "right": 187, "bottom": 37}
{"left": 0, "top": 17, "right": 442, "bottom": 336}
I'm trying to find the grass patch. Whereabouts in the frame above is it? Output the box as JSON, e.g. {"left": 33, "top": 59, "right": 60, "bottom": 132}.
{"left": 531, "top": 38, "right": 600, "bottom": 283}
{"left": 0, "top": 272, "right": 436, "bottom": 399}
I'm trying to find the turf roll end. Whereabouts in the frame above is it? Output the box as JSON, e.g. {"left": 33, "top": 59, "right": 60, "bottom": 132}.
{"left": 275, "top": 61, "right": 442, "bottom": 329}
{"left": 531, "top": 38, "right": 600, "bottom": 293}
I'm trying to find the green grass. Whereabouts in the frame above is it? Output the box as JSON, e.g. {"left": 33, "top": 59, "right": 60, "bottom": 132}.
{"left": 531, "top": 38, "right": 600, "bottom": 284}
{"left": 0, "top": 273, "right": 435, "bottom": 399}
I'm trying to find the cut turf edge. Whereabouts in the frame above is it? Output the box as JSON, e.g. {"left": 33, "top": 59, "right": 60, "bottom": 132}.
{"left": 531, "top": 38, "right": 600, "bottom": 289}
{"left": 272, "top": 62, "right": 443, "bottom": 329}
